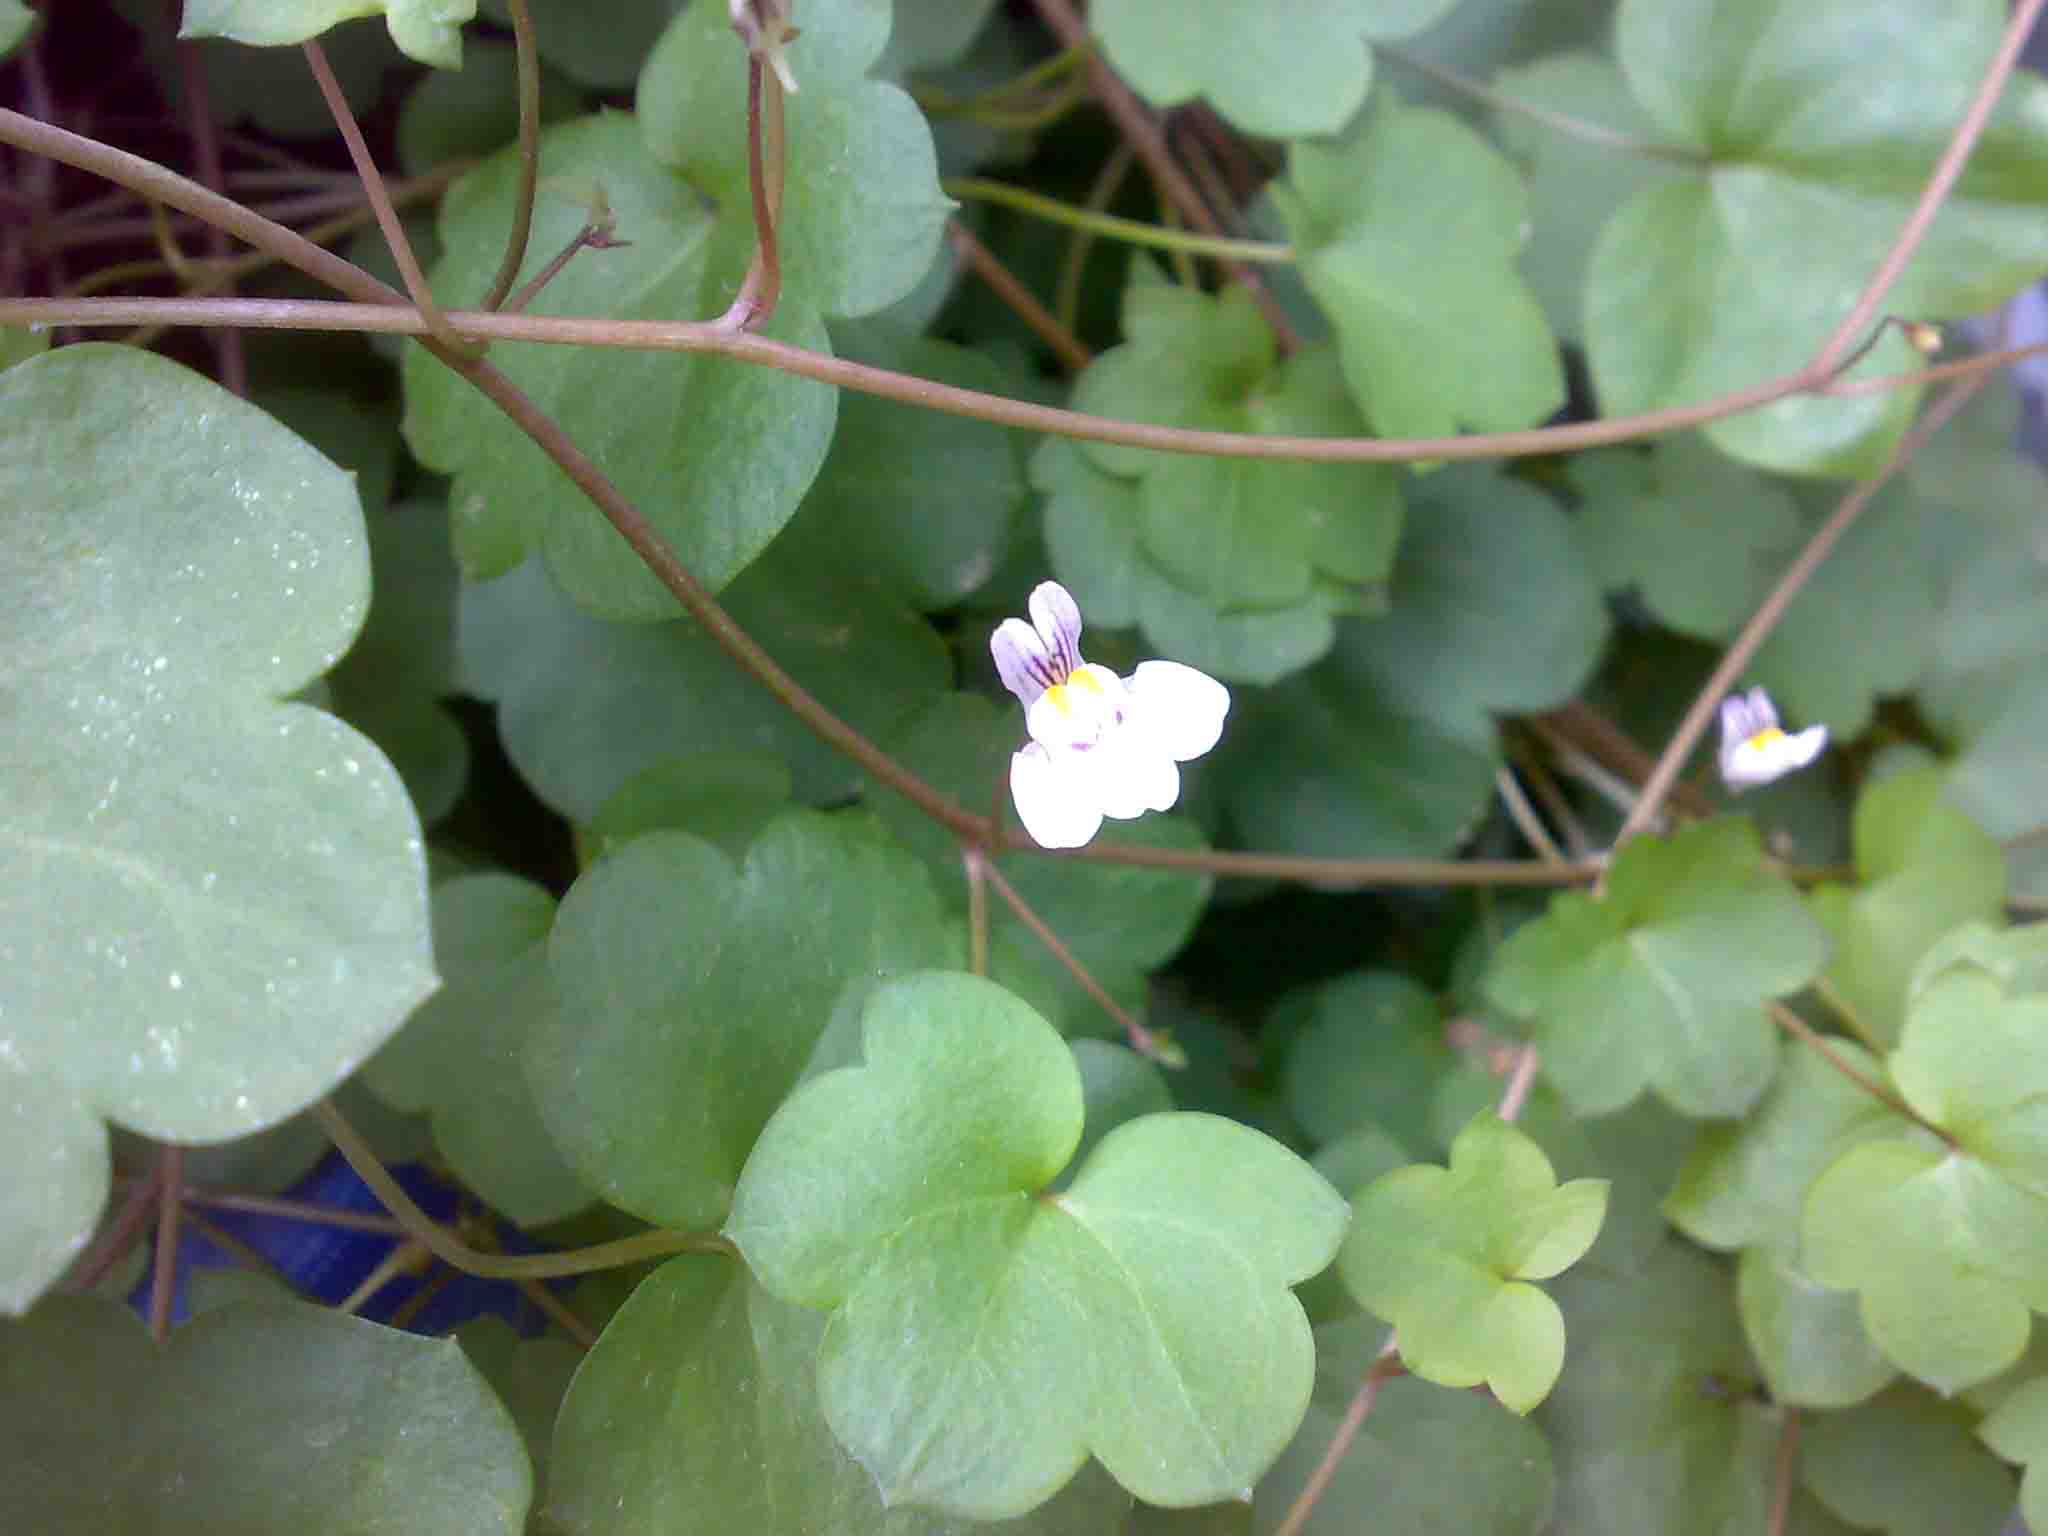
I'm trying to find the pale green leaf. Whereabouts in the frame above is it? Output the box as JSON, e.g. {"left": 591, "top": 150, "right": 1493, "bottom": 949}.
{"left": 180, "top": 0, "right": 474, "bottom": 69}
{"left": 1802, "top": 1384, "right": 2015, "bottom": 1536}
{"left": 1980, "top": 1376, "right": 2048, "bottom": 1536}
{"left": 1737, "top": 1247, "right": 1895, "bottom": 1409}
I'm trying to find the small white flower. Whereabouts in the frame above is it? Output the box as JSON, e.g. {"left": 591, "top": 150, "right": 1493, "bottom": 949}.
{"left": 1717, "top": 686, "right": 1827, "bottom": 791}
{"left": 992, "top": 582, "right": 1230, "bottom": 849}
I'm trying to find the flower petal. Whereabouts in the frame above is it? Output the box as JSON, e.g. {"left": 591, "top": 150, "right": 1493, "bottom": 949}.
{"left": 1028, "top": 581, "right": 1084, "bottom": 679}
{"left": 1026, "top": 663, "right": 1127, "bottom": 752}
{"left": 992, "top": 618, "right": 1058, "bottom": 708}
{"left": 1126, "top": 660, "right": 1231, "bottom": 762}
{"left": 1721, "top": 722, "right": 1829, "bottom": 791}
{"left": 1072, "top": 728, "right": 1180, "bottom": 820}
{"left": 1009, "top": 742, "right": 1104, "bottom": 849}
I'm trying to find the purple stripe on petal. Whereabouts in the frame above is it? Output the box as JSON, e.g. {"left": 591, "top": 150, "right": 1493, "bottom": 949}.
{"left": 1028, "top": 581, "right": 1083, "bottom": 679}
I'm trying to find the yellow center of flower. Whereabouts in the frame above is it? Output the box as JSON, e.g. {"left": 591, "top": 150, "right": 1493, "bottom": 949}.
{"left": 1043, "top": 668, "right": 1106, "bottom": 717}
{"left": 1745, "top": 726, "right": 1786, "bottom": 750}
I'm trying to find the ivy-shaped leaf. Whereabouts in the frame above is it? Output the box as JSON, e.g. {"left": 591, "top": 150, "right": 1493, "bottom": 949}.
{"left": 1567, "top": 434, "right": 1804, "bottom": 641}
{"left": 1807, "top": 770, "right": 2006, "bottom": 1048}
{"left": 1736, "top": 1246, "right": 1897, "bottom": 1410}
{"left": 1220, "top": 463, "right": 1608, "bottom": 860}
{"left": 1338, "top": 1114, "right": 1606, "bottom": 1413}
{"left": 1091, "top": 0, "right": 1458, "bottom": 140}
{"left": 0, "top": 1297, "right": 529, "bottom": 1531}
{"left": 579, "top": 750, "right": 792, "bottom": 864}
{"left": 1804, "top": 952, "right": 2048, "bottom": 1393}
{"left": 1589, "top": 0, "right": 2048, "bottom": 474}
{"left": 532, "top": 809, "right": 955, "bottom": 1230}
{"left": 181, "top": 0, "right": 473, "bottom": 68}
{"left": 1071, "top": 269, "right": 1403, "bottom": 613}
{"left": 1272, "top": 90, "right": 1563, "bottom": 440}
{"left": 727, "top": 972, "right": 1349, "bottom": 1517}
{"left": 1980, "top": 1375, "right": 2048, "bottom": 1536}
{"left": 0, "top": 346, "right": 433, "bottom": 1314}
{"left": 1802, "top": 1384, "right": 2016, "bottom": 1536}
{"left": 1486, "top": 818, "right": 1828, "bottom": 1117}
{"left": 1273, "top": 970, "right": 1454, "bottom": 1154}
{"left": 360, "top": 874, "right": 595, "bottom": 1227}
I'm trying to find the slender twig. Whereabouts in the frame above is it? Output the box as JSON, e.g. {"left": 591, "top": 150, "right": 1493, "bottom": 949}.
{"left": 301, "top": 39, "right": 471, "bottom": 355}
{"left": 501, "top": 220, "right": 626, "bottom": 315}
{"left": 338, "top": 1238, "right": 430, "bottom": 1316}
{"left": 1615, "top": 373, "right": 1992, "bottom": 846}
{"left": 384, "top": 1267, "right": 456, "bottom": 1331}
{"left": 149, "top": 1147, "right": 184, "bottom": 1343}
{"left": 171, "top": 10, "right": 245, "bottom": 393}
{"left": 1495, "top": 766, "right": 1566, "bottom": 865}
{"left": 945, "top": 176, "right": 1293, "bottom": 264}
{"left": 1767, "top": 1001, "right": 1935, "bottom": 1133}
{"left": 62, "top": 1167, "right": 161, "bottom": 1294}
{"left": 1271, "top": 1344, "right": 1405, "bottom": 1536}
{"left": 1173, "top": 115, "right": 1247, "bottom": 237}
{"left": 1806, "top": 0, "right": 2048, "bottom": 376}
{"left": 1496, "top": 1043, "right": 1543, "bottom": 1123}
{"left": 1767, "top": 1408, "right": 1802, "bottom": 1536}
{"left": 720, "top": 55, "right": 785, "bottom": 330}
{"left": 964, "top": 845, "right": 991, "bottom": 978}
{"left": 1057, "top": 140, "right": 1133, "bottom": 333}
{"left": 173, "top": 1186, "right": 410, "bottom": 1237}
{"left": 1531, "top": 702, "right": 1719, "bottom": 820}
{"left": 1028, "top": 0, "right": 1301, "bottom": 350}
{"left": 1826, "top": 334, "right": 2048, "bottom": 397}
{"left": 1379, "top": 44, "right": 1708, "bottom": 166}
{"left": 182, "top": 1210, "right": 308, "bottom": 1299}
{"left": 477, "top": 0, "right": 542, "bottom": 310}
{"left": 947, "top": 218, "right": 1092, "bottom": 374}
{"left": 314, "top": 1100, "right": 728, "bottom": 1279}
{"left": 519, "top": 1277, "right": 598, "bottom": 1349}
{"left": 979, "top": 856, "right": 1171, "bottom": 1062}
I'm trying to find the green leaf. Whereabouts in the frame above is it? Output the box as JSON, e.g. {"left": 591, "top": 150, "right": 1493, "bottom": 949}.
{"left": 1808, "top": 770, "right": 2005, "bottom": 1048}
{"left": 1071, "top": 273, "right": 1402, "bottom": 612}
{"left": 0, "top": 1296, "right": 529, "bottom": 1532}
{"left": 1273, "top": 90, "right": 1563, "bottom": 439}
{"left": 180, "top": 0, "right": 474, "bottom": 69}
{"left": 545, "top": 1254, "right": 1134, "bottom": 1535}
{"left": 1, "top": 0, "right": 38, "bottom": 61}
{"left": 1803, "top": 955, "right": 2048, "bottom": 1392}
{"left": 360, "top": 874, "right": 595, "bottom": 1226}
{"left": 640, "top": 0, "right": 948, "bottom": 318}
{"left": 1092, "top": 0, "right": 1458, "bottom": 141}
{"left": 1801, "top": 1384, "right": 2016, "bottom": 1536}
{"left": 1063, "top": 1039, "right": 1174, "bottom": 1188}
{"left": 1665, "top": 1037, "right": 1906, "bottom": 1262}
{"left": 478, "top": 0, "right": 680, "bottom": 88}
{"left": 728, "top": 972, "right": 1349, "bottom": 1516}
{"left": 457, "top": 541, "right": 946, "bottom": 820}
{"left": 1589, "top": 0, "right": 2048, "bottom": 473}
{"left": 1035, "top": 437, "right": 1351, "bottom": 686}
{"left": 402, "top": 110, "right": 837, "bottom": 618}
{"left": 1486, "top": 818, "right": 1827, "bottom": 1116}
{"left": 879, "top": 0, "right": 1003, "bottom": 77}
{"left": 1980, "top": 1375, "right": 2048, "bottom": 1536}
{"left": 1274, "top": 970, "right": 1453, "bottom": 1153}
{"left": 805, "top": 322, "right": 1024, "bottom": 610}
{"left": 1338, "top": 1113, "right": 1606, "bottom": 1413}
{"left": 1736, "top": 1247, "right": 1896, "bottom": 1409}
{"left": 533, "top": 809, "right": 955, "bottom": 1228}
{"left": 1494, "top": 51, "right": 1680, "bottom": 344}
{"left": 1254, "top": 1375, "right": 1556, "bottom": 1536}
{"left": 396, "top": 37, "right": 584, "bottom": 174}
{"left": 1220, "top": 464, "right": 1608, "bottom": 859}
{"left": 1567, "top": 435, "right": 1804, "bottom": 640}
{"left": 456, "top": 1317, "right": 582, "bottom": 1512}
{"left": 580, "top": 750, "right": 792, "bottom": 864}
{"left": 0, "top": 346, "right": 433, "bottom": 1314}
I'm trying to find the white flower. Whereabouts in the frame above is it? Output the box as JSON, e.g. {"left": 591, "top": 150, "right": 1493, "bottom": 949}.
{"left": 1717, "top": 686, "right": 1827, "bottom": 791}
{"left": 991, "top": 582, "right": 1230, "bottom": 849}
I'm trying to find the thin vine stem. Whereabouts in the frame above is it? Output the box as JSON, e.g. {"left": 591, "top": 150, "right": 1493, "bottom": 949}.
{"left": 475, "top": 0, "right": 541, "bottom": 311}
{"left": 312, "top": 1100, "right": 728, "bottom": 1280}
{"left": 171, "top": 11, "right": 245, "bottom": 394}
{"left": 720, "top": 53, "right": 785, "bottom": 330}
{"left": 944, "top": 175, "right": 1295, "bottom": 265}
{"left": 1271, "top": 1345, "right": 1405, "bottom": 1536}
{"left": 1767, "top": 1408, "right": 1802, "bottom": 1536}
{"left": 149, "top": 1147, "right": 183, "bottom": 1343}
{"left": 1056, "top": 139, "right": 1133, "bottom": 332}
{"left": 1767, "top": 1002, "right": 1937, "bottom": 1135}
{"left": 946, "top": 217, "right": 1093, "bottom": 373}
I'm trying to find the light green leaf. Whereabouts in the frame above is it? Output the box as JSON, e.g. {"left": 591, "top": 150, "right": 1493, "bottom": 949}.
{"left": 533, "top": 810, "right": 955, "bottom": 1229}
{"left": 1589, "top": 0, "right": 2048, "bottom": 473}
{"left": 1035, "top": 437, "right": 1350, "bottom": 686}
{"left": 1339, "top": 1113, "right": 1606, "bottom": 1413}
{"left": 1221, "top": 464, "right": 1608, "bottom": 859}
{"left": 1, "top": 0, "right": 37, "bottom": 61}
{"left": 728, "top": 972, "right": 1348, "bottom": 1517}
{"left": 1802, "top": 1384, "right": 2016, "bottom": 1536}
{"left": 1665, "top": 1037, "right": 1906, "bottom": 1263}
{"left": 180, "top": 0, "right": 474, "bottom": 69}
{"left": 1980, "top": 1375, "right": 2048, "bottom": 1536}
{"left": 545, "top": 1254, "right": 1134, "bottom": 1535}
{"left": 1736, "top": 1247, "right": 1895, "bottom": 1409}
{"left": 1274, "top": 970, "right": 1453, "bottom": 1153}
{"left": 402, "top": 109, "right": 840, "bottom": 617}
{"left": 1486, "top": 818, "right": 1827, "bottom": 1117}
{"left": 1910, "top": 920, "right": 2048, "bottom": 1002}
{"left": 1254, "top": 1375, "right": 1555, "bottom": 1536}
{"left": 0, "top": 346, "right": 433, "bottom": 1314}
{"left": 1568, "top": 434, "right": 1804, "bottom": 640}
{"left": 1072, "top": 273, "right": 1402, "bottom": 613}
{"left": 1273, "top": 90, "right": 1563, "bottom": 440}
{"left": 361, "top": 874, "right": 595, "bottom": 1226}
{"left": 1808, "top": 770, "right": 2005, "bottom": 1048}
{"left": 806, "top": 322, "right": 1023, "bottom": 609}
{"left": 457, "top": 542, "right": 946, "bottom": 820}
{"left": 1495, "top": 51, "right": 1680, "bottom": 344}
{"left": 1092, "top": 0, "right": 1457, "bottom": 140}
{"left": 0, "top": 1296, "right": 528, "bottom": 1532}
